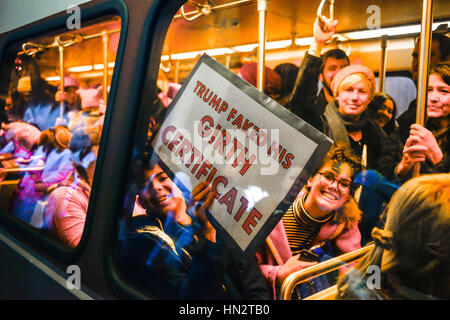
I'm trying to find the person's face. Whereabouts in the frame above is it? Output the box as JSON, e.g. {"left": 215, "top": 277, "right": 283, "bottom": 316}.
{"left": 427, "top": 74, "right": 450, "bottom": 119}
{"left": 139, "top": 165, "right": 184, "bottom": 216}
{"left": 375, "top": 99, "right": 394, "bottom": 128}
{"left": 337, "top": 79, "right": 372, "bottom": 118}
{"left": 320, "top": 57, "right": 349, "bottom": 91}
{"left": 412, "top": 39, "right": 442, "bottom": 83}
{"left": 65, "top": 86, "right": 79, "bottom": 106}
{"left": 307, "top": 161, "right": 352, "bottom": 213}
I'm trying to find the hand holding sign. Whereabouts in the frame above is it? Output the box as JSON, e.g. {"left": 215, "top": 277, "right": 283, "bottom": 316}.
{"left": 150, "top": 54, "right": 332, "bottom": 255}
{"left": 191, "top": 181, "right": 216, "bottom": 243}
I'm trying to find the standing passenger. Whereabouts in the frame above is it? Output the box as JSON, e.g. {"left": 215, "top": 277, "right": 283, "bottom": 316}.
{"left": 23, "top": 74, "right": 80, "bottom": 130}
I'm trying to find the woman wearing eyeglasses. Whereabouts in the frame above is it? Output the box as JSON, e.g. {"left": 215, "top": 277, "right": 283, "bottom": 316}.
{"left": 256, "top": 144, "right": 363, "bottom": 299}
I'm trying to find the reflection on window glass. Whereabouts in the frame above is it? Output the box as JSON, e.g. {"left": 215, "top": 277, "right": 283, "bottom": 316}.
{"left": 0, "top": 15, "right": 121, "bottom": 248}
{"left": 115, "top": 1, "right": 380, "bottom": 300}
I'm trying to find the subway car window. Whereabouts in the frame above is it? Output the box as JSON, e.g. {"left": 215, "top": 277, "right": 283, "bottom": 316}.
{"left": 114, "top": 0, "right": 450, "bottom": 301}
{"left": 0, "top": 14, "right": 121, "bottom": 249}
{"left": 114, "top": 1, "right": 347, "bottom": 300}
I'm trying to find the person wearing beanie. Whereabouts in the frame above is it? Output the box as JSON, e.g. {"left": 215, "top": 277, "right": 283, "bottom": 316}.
{"left": 11, "top": 126, "right": 74, "bottom": 225}
{"left": 55, "top": 74, "right": 81, "bottom": 111}
{"left": 68, "top": 85, "right": 103, "bottom": 132}
{"left": 286, "top": 15, "right": 349, "bottom": 116}
{"left": 274, "top": 63, "right": 299, "bottom": 107}
{"left": 238, "top": 62, "right": 282, "bottom": 100}
{"left": 288, "top": 16, "right": 386, "bottom": 171}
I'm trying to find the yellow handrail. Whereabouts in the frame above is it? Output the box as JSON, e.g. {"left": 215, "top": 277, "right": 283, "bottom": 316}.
{"left": 280, "top": 243, "right": 374, "bottom": 300}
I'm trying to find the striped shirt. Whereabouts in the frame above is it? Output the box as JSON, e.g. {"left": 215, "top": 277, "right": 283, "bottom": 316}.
{"left": 282, "top": 195, "right": 334, "bottom": 255}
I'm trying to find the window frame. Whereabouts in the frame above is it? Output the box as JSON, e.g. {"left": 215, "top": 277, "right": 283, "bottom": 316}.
{"left": 104, "top": 0, "right": 187, "bottom": 299}
{"left": 0, "top": 0, "right": 129, "bottom": 264}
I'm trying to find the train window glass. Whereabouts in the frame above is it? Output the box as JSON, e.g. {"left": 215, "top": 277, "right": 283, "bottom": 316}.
{"left": 0, "top": 14, "right": 121, "bottom": 249}
{"left": 113, "top": 1, "right": 430, "bottom": 299}
{"left": 114, "top": 2, "right": 351, "bottom": 299}
{"left": 115, "top": 2, "right": 277, "bottom": 300}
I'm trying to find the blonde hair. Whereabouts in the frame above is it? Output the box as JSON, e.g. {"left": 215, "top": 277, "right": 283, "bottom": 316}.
{"left": 337, "top": 73, "right": 374, "bottom": 99}
{"left": 337, "top": 173, "right": 450, "bottom": 299}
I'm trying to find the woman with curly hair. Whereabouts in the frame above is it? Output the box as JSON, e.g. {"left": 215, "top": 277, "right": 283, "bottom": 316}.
{"left": 256, "top": 144, "right": 363, "bottom": 299}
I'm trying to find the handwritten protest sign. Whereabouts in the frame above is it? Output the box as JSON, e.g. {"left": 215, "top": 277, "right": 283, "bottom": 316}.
{"left": 150, "top": 54, "right": 332, "bottom": 255}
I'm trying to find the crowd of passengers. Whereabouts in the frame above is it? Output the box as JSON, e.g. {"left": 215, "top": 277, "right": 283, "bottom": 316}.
{"left": 119, "top": 16, "right": 450, "bottom": 300}
{"left": 0, "top": 54, "right": 104, "bottom": 247}
{"left": 1, "top": 15, "right": 449, "bottom": 300}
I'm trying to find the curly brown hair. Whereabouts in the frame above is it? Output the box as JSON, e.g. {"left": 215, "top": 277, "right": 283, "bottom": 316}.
{"left": 314, "top": 143, "right": 363, "bottom": 180}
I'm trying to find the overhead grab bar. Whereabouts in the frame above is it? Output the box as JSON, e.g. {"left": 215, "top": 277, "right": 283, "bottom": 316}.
{"left": 17, "top": 29, "right": 119, "bottom": 56}
{"left": 180, "top": 0, "right": 213, "bottom": 22}
{"left": 280, "top": 243, "right": 374, "bottom": 300}
{"left": 176, "top": 0, "right": 255, "bottom": 21}
{"left": 317, "top": 0, "right": 335, "bottom": 23}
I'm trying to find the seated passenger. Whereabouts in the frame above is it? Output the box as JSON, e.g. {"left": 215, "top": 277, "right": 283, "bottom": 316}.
{"left": 69, "top": 125, "right": 101, "bottom": 170}
{"left": 0, "top": 121, "right": 41, "bottom": 158}
{"left": 367, "top": 92, "right": 398, "bottom": 137}
{"left": 42, "top": 157, "right": 96, "bottom": 247}
{"left": 255, "top": 144, "right": 363, "bottom": 299}
{"left": 118, "top": 158, "right": 271, "bottom": 300}
{"left": 68, "top": 85, "right": 103, "bottom": 132}
{"left": 11, "top": 126, "right": 73, "bottom": 224}
{"left": 5, "top": 91, "right": 27, "bottom": 123}
{"left": 336, "top": 173, "right": 450, "bottom": 300}
{"left": 378, "top": 62, "right": 450, "bottom": 182}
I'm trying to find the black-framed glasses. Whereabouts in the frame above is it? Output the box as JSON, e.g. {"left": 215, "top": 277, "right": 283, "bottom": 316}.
{"left": 317, "top": 171, "right": 352, "bottom": 193}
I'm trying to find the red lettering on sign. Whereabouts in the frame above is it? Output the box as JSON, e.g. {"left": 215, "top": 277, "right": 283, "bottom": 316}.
{"left": 242, "top": 207, "right": 262, "bottom": 235}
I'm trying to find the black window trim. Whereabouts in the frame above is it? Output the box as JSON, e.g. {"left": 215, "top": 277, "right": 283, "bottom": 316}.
{"left": 0, "top": 0, "right": 129, "bottom": 264}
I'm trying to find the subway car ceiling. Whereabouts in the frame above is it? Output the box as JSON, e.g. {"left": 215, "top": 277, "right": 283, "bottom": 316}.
{"left": 160, "top": 0, "right": 450, "bottom": 79}
{"left": 13, "top": 0, "right": 449, "bottom": 85}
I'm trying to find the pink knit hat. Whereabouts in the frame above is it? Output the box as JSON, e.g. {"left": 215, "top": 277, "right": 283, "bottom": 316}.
{"left": 331, "top": 64, "right": 376, "bottom": 97}
{"left": 58, "top": 74, "right": 80, "bottom": 90}
{"left": 238, "top": 62, "right": 282, "bottom": 96}
{"left": 77, "top": 86, "right": 103, "bottom": 109}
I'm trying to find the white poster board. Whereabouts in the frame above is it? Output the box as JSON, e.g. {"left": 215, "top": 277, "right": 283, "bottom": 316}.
{"left": 150, "top": 54, "right": 332, "bottom": 255}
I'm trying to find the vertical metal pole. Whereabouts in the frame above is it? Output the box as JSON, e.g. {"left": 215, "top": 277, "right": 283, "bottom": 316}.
{"left": 225, "top": 55, "right": 231, "bottom": 69}
{"left": 102, "top": 30, "right": 109, "bottom": 104}
{"left": 379, "top": 35, "right": 388, "bottom": 92}
{"left": 257, "top": 0, "right": 268, "bottom": 93}
{"left": 57, "top": 37, "right": 65, "bottom": 119}
{"left": 413, "top": 0, "right": 433, "bottom": 177}
{"left": 175, "top": 60, "right": 180, "bottom": 84}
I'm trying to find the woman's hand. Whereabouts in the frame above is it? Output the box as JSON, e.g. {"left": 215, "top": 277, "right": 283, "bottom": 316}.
{"left": 275, "top": 255, "right": 317, "bottom": 286}
{"left": 396, "top": 135, "right": 428, "bottom": 177}
{"left": 409, "top": 124, "right": 443, "bottom": 165}
{"left": 191, "top": 181, "right": 216, "bottom": 242}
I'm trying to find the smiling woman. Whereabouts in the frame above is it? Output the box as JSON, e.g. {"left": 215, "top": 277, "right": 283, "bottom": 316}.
{"left": 287, "top": 16, "right": 387, "bottom": 171}
{"left": 378, "top": 61, "right": 450, "bottom": 182}
{"left": 255, "top": 144, "right": 363, "bottom": 299}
